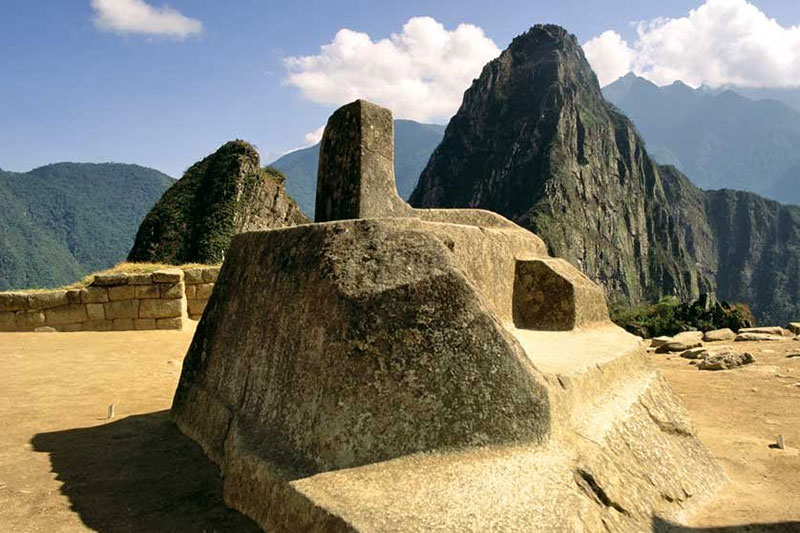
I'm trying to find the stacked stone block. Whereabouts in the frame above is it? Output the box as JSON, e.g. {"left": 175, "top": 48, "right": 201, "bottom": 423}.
{"left": 182, "top": 266, "right": 219, "bottom": 320}
{"left": 0, "top": 267, "right": 221, "bottom": 332}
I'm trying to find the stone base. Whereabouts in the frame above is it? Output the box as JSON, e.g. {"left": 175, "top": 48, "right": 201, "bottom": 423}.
{"left": 172, "top": 216, "right": 724, "bottom": 532}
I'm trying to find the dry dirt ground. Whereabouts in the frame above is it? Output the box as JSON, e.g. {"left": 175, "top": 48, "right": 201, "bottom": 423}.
{"left": 0, "top": 328, "right": 798, "bottom": 532}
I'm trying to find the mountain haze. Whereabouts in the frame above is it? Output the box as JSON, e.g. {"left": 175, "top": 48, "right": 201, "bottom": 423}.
{"left": 271, "top": 119, "right": 445, "bottom": 218}
{"left": 604, "top": 73, "right": 800, "bottom": 206}
{"left": 411, "top": 24, "right": 800, "bottom": 324}
{"left": 0, "top": 163, "right": 173, "bottom": 291}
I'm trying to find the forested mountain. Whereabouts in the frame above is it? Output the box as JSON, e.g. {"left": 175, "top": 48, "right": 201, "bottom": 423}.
{"left": 0, "top": 163, "right": 173, "bottom": 291}
{"left": 129, "top": 140, "right": 307, "bottom": 265}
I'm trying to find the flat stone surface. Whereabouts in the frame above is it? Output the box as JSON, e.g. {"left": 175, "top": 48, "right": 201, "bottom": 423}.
{"left": 108, "top": 285, "right": 135, "bottom": 301}
{"left": 104, "top": 300, "right": 140, "bottom": 320}
{"left": 152, "top": 269, "right": 184, "bottom": 284}
{"left": 28, "top": 291, "right": 69, "bottom": 310}
{"left": 44, "top": 305, "right": 87, "bottom": 326}
{"left": 80, "top": 287, "right": 108, "bottom": 304}
{"left": 703, "top": 328, "right": 736, "bottom": 342}
{"left": 139, "top": 299, "right": 182, "bottom": 319}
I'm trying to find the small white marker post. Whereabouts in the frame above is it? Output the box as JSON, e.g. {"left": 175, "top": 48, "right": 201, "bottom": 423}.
{"left": 107, "top": 404, "right": 116, "bottom": 420}
{"left": 777, "top": 435, "right": 786, "bottom": 450}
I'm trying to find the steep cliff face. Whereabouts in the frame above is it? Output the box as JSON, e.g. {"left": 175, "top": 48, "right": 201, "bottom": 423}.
{"left": 128, "top": 140, "right": 307, "bottom": 264}
{"left": 411, "top": 25, "right": 713, "bottom": 304}
{"left": 411, "top": 24, "right": 800, "bottom": 323}
{"left": 706, "top": 190, "right": 800, "bottom": 325}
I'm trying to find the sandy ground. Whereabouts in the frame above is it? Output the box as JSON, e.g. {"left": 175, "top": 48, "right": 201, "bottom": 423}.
{"left": 0, "top": 327, "right": 798, "bottom": 532}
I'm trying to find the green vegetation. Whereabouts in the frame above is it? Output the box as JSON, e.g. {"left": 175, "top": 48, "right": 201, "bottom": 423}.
{"left": 128, "top": 140, "right": 305, "bottom": 265}
{"left": 0, "top": 163, "right": 173, "bottom": 291}
{"left": 610, "top": 295, "right": 755, "bottom": 338}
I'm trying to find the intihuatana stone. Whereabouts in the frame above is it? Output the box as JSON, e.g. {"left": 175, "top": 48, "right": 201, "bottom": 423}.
{"left": 171, "top": 98, "right": 724, "bottom": 532}
{"left": 315, "top": 100, "right": 414, "bottom": 223}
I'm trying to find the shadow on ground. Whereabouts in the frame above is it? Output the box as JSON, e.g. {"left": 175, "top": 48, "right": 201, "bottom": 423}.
{"left": 654, "top": 517, "right": 800, "bottom": 532}
{"left": 30, "top": 414, "right": 800, "bottom": 532}
{"left": 32, "top": 410, "right": 260, "bottom": 533}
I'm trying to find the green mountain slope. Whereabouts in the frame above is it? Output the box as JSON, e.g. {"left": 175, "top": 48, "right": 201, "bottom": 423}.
{"left": 271, "top": 119, "right": 445, "bottom": 217}
{"left": 0, "top": 163, "right": 173, "bottom": 291}
{"left": 603, "top": 73, "right": 800, "bottom": 206}
{"left": 128, "top": 140, "right": 307, "bottom": 265}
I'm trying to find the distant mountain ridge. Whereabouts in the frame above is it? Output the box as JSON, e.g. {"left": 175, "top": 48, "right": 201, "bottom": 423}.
{"left": 271, "top": 119, "right": 445, "bottom": 218}
{"left": 603, "top": 73, "right": 800, "bottom": 206}
{"left": 0, "top": 163, "right": 173, "bottom": 291}
{"left": 411, "top": 24, "right": 800, "bottom": 324}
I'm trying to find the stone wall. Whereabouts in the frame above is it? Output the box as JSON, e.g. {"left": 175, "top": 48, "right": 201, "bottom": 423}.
{"left": 0, "top": 266, "right": 220, "bottom": 332}
{"left": 182, "top": 267, "right": 220, "bottom": 320}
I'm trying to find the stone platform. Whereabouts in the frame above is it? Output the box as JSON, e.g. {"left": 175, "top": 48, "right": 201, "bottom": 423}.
{"left": 171, "top": 100, "right": 724, "bottom": 531}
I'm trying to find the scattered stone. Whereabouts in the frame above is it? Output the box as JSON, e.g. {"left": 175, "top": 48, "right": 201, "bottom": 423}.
{"left": 656, "top": 341, "right": 689, "bottom": 354}
{"left": 735, "top": 332, "right": 786, "bottom": 342}
{"left": 33, "top": 326, "right": 56, "bottom": 333}
{"left": 672, "top": 331, "right": 704, "bottom": 347}
{"left": 107, "top": 404, "right": 115, "bottom": 420}
{"left": 787, "top": 322, "right": 800, "bottom": 335}
{"left": 698, "top": 351, "right": 755, "bottom": 371}
{"left": 739, "top": 326, "right": 789, "bottom": 336}
{"left": 680, "top": 347, "right": 709, "bottom": 360}
{"left": 703, "top": 328, "right": 736, "bottom": 342}
{"left": 776, "top": 435, "right": 786, "bottom": 450}
{"left": 650, "top": 336, "right": 673, "bottom": 348}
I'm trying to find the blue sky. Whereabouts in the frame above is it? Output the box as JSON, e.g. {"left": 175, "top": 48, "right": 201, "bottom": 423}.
{"left": 1, "top": 0, "right": 798, "bottom": 177}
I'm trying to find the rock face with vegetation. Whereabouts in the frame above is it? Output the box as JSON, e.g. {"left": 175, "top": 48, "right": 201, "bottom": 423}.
{"left": 410, "top": 24, "right": 800, "bottom": 324}
{"left": 128, "top": 140, "right": 307, "bottom": 265}
{"left": 0, "top": 163, "right": 173, "bottom": 291}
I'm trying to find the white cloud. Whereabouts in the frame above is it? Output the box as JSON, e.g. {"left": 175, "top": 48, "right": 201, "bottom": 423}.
{"left": 91, "top": 0, "right": 203, "bottom": 39}
{"left": 283, "top": 17, "right": 500, "bottom": 122}
{"left": 582, "top": 30, "right": 635, "bottom": 86}
{"left": 303, "top": 126, "right": 325, "bottom": 146}
{"left": 583, "top": 0, "right": 800, "bottom": 88}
